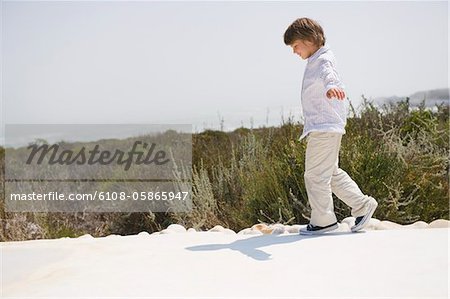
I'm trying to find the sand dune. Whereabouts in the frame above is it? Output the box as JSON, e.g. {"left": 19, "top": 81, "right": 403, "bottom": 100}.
{"left": 1, "top": 219, "right": 449, "bottom": 298}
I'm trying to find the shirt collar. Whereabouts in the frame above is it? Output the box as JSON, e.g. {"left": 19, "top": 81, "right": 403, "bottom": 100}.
{"left": 307, "top": 44, "right": 329, "bottom": 63}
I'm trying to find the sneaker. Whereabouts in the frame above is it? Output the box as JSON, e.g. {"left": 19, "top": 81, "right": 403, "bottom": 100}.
{"left": 299, "top": 222, "right": 338, "bottom": 235}
{"left": 351, "top": 197, "right": 378, "bottom": 232}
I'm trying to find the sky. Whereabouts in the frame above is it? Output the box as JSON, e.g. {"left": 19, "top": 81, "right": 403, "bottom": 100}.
{"left": 1, "top": 0, "right": 448, "bottom": 145}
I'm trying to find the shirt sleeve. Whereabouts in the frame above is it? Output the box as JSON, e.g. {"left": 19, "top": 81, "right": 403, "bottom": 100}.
{"left": 318, "top": 58, "right": 345, "bottom": 92}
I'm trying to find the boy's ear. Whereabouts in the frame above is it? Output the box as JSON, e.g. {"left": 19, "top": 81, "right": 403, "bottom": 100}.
{"left": 303, "top": 39, "right": 315, "bottom": 47}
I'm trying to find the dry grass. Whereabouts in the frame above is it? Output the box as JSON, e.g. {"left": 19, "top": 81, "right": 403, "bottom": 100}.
{"left": 1, "top": 98, "right": 448, "bottom": 241}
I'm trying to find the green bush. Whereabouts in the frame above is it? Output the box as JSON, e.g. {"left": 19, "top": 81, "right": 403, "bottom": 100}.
{"left": 1, "top": 97, "right": 448, "bottom": 240}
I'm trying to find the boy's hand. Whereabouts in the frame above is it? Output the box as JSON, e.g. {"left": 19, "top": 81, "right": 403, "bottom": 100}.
{"left": 326, "top": 88, "right": 346, "bottom": 100}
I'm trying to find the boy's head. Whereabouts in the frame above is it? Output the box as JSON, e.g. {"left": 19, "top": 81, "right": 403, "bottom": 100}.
{"left": 284, "top": 18, "right": 326, "bottom": 60}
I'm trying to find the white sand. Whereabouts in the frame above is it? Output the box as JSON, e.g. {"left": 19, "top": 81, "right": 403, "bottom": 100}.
{"left": 1, "top": 223, "right": 449, "bottom": 298}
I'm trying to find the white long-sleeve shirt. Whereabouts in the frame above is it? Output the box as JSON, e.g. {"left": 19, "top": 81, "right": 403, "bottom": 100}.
{"left": 298, "top": 44, "right": 348, "bottom": 141}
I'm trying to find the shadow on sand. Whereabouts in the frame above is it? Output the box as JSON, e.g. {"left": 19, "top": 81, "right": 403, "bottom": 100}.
{"left": 185, "top": 231, "right": 362, "bottom": 261}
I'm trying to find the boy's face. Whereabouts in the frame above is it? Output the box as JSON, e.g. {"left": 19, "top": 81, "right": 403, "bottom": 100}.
{"left": 289, "top": 39, "right": 320, "bottom": 60}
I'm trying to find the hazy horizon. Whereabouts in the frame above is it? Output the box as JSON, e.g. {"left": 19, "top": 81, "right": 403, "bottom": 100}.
{"left": 1, "top": 1, "right": 448, "bottom": 145}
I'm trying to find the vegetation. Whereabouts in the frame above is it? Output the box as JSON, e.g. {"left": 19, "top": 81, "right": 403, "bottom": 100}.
{"left": 1, "top": 97, "right": 449, "bottom": 241}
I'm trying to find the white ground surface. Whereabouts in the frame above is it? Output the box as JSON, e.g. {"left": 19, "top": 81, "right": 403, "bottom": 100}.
{"left": 1, "top": 222, "right": 449, "bottom": 299}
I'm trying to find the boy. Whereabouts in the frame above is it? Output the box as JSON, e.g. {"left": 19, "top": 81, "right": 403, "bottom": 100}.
{"left": 283, "top": 17, "right": 378, "bottom": 235}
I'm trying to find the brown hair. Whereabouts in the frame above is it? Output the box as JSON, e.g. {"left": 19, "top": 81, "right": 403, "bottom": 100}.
{"left": 283, "top": 17, "right": 326, "bottom": 46}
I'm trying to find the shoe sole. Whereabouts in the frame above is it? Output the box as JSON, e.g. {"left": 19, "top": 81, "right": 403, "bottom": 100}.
{"left": 351, "top": 199, "right": 378, "bottom": 232}
{"left": 299, "top": 223, "right": 339, "bottom": 236}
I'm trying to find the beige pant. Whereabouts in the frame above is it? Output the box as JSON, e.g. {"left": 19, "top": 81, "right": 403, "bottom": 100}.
{"left": 304, "top": 131, "right": 372, "bottom": 227}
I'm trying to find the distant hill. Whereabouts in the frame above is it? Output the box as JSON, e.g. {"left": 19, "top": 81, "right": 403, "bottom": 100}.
{"left": 372, "top": 88, "right": 449, "bottom": 108}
